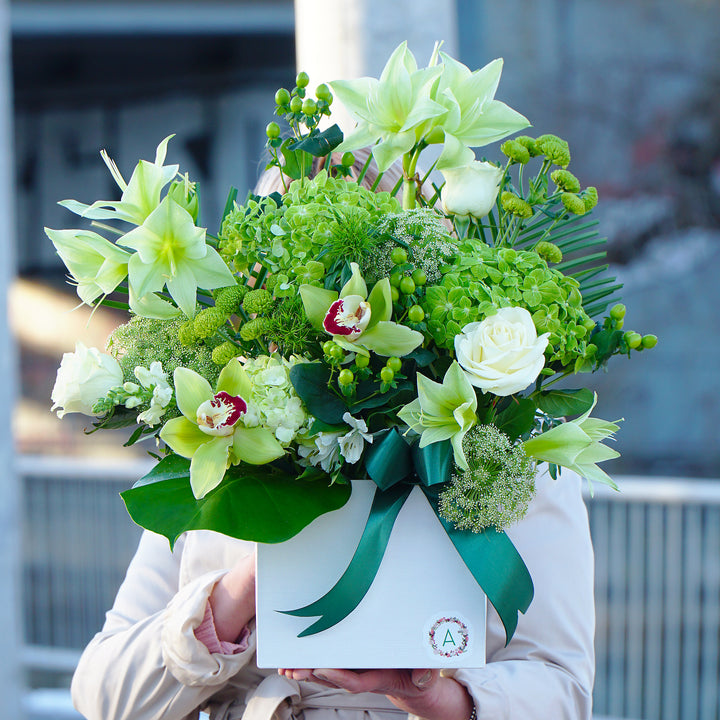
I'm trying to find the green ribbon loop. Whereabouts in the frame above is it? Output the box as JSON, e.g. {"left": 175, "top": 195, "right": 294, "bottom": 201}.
{"left": 280, "top": 482, "right": 412, "bottom": 636}
{"left": 421, "top": 487, "right": 534, "bottom": 646}
{"left": 284, "top": 439, "right": 534, "bottom": 644}
{"left": 364, "top": 428, "right": 413, "bottom": 490}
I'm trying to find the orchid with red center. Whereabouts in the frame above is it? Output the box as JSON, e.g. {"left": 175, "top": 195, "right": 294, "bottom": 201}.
{"left": 300, "top": 262, "right": 423, "bottom": 357}
{"left": 159, "top": 359, "right": 284, "bottom": 498}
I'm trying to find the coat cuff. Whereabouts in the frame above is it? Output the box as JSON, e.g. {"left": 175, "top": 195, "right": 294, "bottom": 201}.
{"left": 451, "top": 668, "right": 507, "bottom": 719}
{"left": 161, "top": 569, "right": 257, "bottom": 687}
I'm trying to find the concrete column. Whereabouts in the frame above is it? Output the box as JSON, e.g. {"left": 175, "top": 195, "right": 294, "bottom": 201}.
{"left": 294, "top": 0, "right": 458, "bottom": 131}
{"left": 0, "top": 0, "right": 22, "bottom": 717}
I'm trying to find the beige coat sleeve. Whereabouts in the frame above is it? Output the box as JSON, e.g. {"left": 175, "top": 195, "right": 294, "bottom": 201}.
{"left": 451, "top": 469, "right": 595, "bottom": 719}
{"left": 71, "top": 530, "right": 256, "bottom": 720}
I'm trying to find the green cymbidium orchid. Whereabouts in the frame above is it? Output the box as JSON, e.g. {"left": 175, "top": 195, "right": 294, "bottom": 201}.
{"left": 431, "top": 54, "right": 530, "bottom": 170}
{"left": 45, "top": 227, "right": 130, "bottom": 305}
{"left": 159, "top": 361, "right": 285, "bottom": 499}
{"left": 523, "top": 394, "right": 621, "bottom": 492}
{"left": 120, "top": 196, "right": 235, "bottom": 318}
{"left": 331, "top": 42, "right": 447, "bottom": 172}
{"left": 299, "top": 262, "right": 423, "bottom": 357}
{"left": 59, "top": 135, "right": 180, "bottom": 226}
{"left": 397, "top": 361, "right": 478, "bottom": 470}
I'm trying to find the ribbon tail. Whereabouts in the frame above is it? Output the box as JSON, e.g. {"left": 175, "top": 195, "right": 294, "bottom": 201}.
{"left": 280, "top": 483, "right": 412, "bottom": 637}
{"left": 423, "top": 488, "right": 534, "bottom": 646}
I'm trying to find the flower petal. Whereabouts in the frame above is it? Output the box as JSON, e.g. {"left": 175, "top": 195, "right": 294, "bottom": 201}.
{"left": 173, "top": 367, "right": 214, "bottom": 421}
{"left": 190, "top": 436, "right": 232, "bottom": 498}
{"left": 232, "top": 426, "right": 285, "bottom": 465}
{"left": 160, "top": 416, "right": 210, "bottom": 457}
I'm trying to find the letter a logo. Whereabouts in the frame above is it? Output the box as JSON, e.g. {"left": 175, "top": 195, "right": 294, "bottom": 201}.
{"left": 442, "top": 629, "right": 456, "bottom": 646}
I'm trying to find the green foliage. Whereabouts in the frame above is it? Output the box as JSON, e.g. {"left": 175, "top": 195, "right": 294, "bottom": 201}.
{"left": 121, "top": 458, "right": 352, "bottom": 548}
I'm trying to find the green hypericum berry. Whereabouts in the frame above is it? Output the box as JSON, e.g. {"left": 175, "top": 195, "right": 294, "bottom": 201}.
{"left": 390, "top": 270, "right": 403, "bottom": 288}
{"left": 411, "top": 268, "right": 427, "bottom": 286}
{"left": 535, "top": 241, "right": 563, "bottom": 264}
{"left": 582, "top": 187, "right": 599, "bottom": 211}
{"left": 315, "top": 83, "right": 332, "bottom": 102}
{"left": 500, "top": 139, "right": 530, "bottom": 164}
{"left": 329, "top": 344, "right": 345, "bottom": 360}
{"left": 323, "top": 340, "right": 336, "bottom": 356}
{"left": 380, "top": 366, "right": 394, "bottom": 383}
{"left": 399, "top": 276, "right": 416, "bottom": 295}
{"left": 561, "top": 192, "right": 587, "bottom": 215}
{"left": 275, "top": 88, "right": 291, "bottom": 106}
{"left": 390, "top": 286, "right": 400, "bottom": 302}
{"left": 390, "top": 247, "right": 408, "bottom": 265}
{"left": 624, "top": 331, "right": 642, "bottom": 349}
{"left": 501, "top": 192, "right": 533, "bottom": 218}
{"left": 296, "top": 71, "right": 310, "bottom": 88}
{"left": 338, "top": 368, "right": 354, "bottom": 386}
{"left": 387, "top": 356, "right": 402, "bottom": 373}
{"left": 242, "top": 288, "right": 274, "bottom": 314}
{"left": 355, "top": 353, "right": 370, "bottom": 368}
{"left": 266, "top": 122, "right": 280, "bottom": 139}
{"left": 290, "top": 96, "right": 303, "bottom": 113}
{"left": 341, "top": 152, "right": 355, "bottom": 167}
{"left": 610, "top": 303, "right": 626, "bottom": 321}
{"left": 551, "top": 169, "right": 581, "bottom": 193}
{"left": 212, "top": 341, "right": 240, "bottom": 367}
{"left": 408, "top": 304, "right": 425, "bottom": 322}
{"left": 301, "top": 98, "right": 317, "bottom": 115}
{"left": 641, "top": 334, "right": 658, "bottom": 349}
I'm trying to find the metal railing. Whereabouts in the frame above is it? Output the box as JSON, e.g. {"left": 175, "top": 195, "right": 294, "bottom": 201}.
{"left": 17, "top": 456, "right": 720, "bottom": 720}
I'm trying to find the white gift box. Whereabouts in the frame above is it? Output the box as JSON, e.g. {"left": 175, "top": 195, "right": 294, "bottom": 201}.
{"left": 256, "top": 480, "right": 486, "bottom": 668}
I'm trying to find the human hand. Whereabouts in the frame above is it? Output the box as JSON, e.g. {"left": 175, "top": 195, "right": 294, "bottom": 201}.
{"left": 209, "top": 550, "right": 256, "bottom": 643}
{"left": 278, "top": 668, "right": 474, "bottom": 720}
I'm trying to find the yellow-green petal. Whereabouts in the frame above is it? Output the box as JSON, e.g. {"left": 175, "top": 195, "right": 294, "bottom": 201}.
{"left": 190, "top": 436, "right": 232, "bottom": 498}
{"left": 217, "top": 358, "right": 252, "bottom": 399}
{"left": 160, "top": 416, "right": 209, "bottom": 457}
{"left": 174, "top": 367, "right": 213, "bottom": 421}
{"left": 232, "top": 426, "right": 285, "bottom": 465}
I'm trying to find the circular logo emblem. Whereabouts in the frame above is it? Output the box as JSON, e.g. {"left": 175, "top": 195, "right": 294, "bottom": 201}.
{"left": 428, "top": 616, "right": 469, "bottom": 658}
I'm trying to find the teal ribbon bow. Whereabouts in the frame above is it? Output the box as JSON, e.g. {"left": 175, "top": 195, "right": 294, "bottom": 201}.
{"left": 281, "top": 429, "right": 534, "bottom": 645}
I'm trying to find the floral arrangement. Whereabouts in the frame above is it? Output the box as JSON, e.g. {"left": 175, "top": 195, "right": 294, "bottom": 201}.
{"left": 48, "top": 43, "right": 655, "bottom": 643}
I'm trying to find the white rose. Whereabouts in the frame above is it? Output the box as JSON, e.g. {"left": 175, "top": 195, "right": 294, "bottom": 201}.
{"left": 454, "top": 307, "right": 550, "bottom": 396}
{"left": 440, "top": 161, "right": 503, "bottom": 219}
{"left": 51, "top": 341, "right": 124, "bottom": 418}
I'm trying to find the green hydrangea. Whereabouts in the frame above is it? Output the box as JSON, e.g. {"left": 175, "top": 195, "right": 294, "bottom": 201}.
{"left": 438, "top": 425, "right": 536, "bottom": 532}
{"left": 219, "top": 170, "right": 400, "bottom": 296}
{"left": 421, "top": 239, "right": 595, "bottom": 368}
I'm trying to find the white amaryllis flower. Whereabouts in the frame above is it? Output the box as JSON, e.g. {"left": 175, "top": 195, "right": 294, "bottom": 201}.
{"left": 440, "top": 161, "right": 503, "bottom": 219}
{"left": 454, "top": 307, "right": 550, "bottom": 396}
{"left": 51, "top": 342, "right": 123, "bottom": 418}
{"left": 338, "top": 412, "right": 373, "bottom": 464}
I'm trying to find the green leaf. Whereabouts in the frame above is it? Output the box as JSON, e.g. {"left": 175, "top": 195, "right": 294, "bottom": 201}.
{"left": 121, "top": 464, "right": 352, "bottom": 548}
{"left": 406, "top": 347, "right": 437, "bottom": 367}
{"left": 288, "top": 124, "right": 344, "bottom": 157}
{"left": 289, "top": 362, "right": 347, "bottom": 424}
{"left": 535, "top": 388, "right": 595, "bottom": 418}
{"left": 591, "top": 327, "right": 624, "bottom": 362}
{"left": 133, "top": 454, "right": 191, "bottom": 488}
{"left": 495, "top": 398, "right": 537, "bottom": 440}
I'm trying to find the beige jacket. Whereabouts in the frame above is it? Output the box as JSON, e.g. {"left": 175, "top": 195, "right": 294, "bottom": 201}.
{"left": 71, "top": 469, "right": 595, "bottom": 720}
